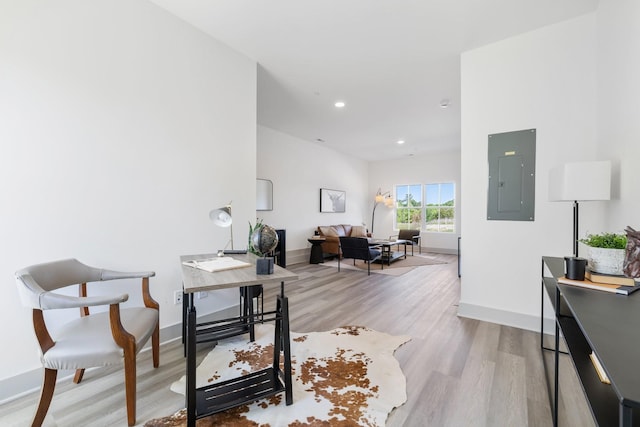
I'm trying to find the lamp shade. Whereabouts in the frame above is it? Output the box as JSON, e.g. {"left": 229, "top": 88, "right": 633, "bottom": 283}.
{"left": 209, "top": 206, "right": 232, "bottom": 227}
{"left": 549, "top": 161, "right": 611, "bottom": 202}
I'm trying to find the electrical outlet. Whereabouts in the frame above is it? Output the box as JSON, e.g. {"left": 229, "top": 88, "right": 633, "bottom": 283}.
{"left": 173, "top": 290, "right": 183, "bottom": 305}
{"left": 197, "top": 291, "right": 208, "bottom": 299}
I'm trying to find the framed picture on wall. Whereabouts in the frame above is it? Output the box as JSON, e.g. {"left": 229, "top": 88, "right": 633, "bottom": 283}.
{"left": 320, "top": 188, "right": 346, "bottom": 213}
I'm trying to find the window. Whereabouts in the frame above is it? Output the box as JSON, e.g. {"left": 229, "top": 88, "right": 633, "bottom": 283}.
{"left": 393, "top": 182, "right": 456, "bottom": 233}
{"left": 425, "top": 182, "right": 455, "bottom": 232}
{"left": 394, "top": 184, "right": 422, "bottom": 230}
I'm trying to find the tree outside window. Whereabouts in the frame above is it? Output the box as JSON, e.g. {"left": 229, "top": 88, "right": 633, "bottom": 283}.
{"left": 425, "top": 183, "right": 455, "bottom": 232}
{"left": 395, "top": 184, "right": 422, "bottom": 230}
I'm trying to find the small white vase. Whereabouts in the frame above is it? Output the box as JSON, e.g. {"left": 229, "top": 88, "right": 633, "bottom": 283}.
{"left": 587, "top": 247, "right": 626, "bottom": 275}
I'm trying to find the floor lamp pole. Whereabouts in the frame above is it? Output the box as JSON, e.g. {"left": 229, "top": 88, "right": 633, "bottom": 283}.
{"left": 573, "top": 200, "right": 579, "bottom": 257}
{"left": 371, "top": 202, "right": 379, "bottom": 235}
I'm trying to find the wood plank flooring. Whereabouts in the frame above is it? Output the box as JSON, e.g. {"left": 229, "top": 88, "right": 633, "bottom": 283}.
{"left": 0, "top": 254, "right": 594, "bottom": 426}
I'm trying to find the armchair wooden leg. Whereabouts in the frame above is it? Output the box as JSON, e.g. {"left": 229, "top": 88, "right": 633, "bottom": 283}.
{"left": 152, "top": 322, "right": 159, "bottom": 368}
{"left": 73, "top": 368, "right": 85, "bottom": 384}
{"left": 123, "top": 350, "right": 136, "bottom": 426}
{"left": 32, "top": 368, "right": 57, "bottom": 427}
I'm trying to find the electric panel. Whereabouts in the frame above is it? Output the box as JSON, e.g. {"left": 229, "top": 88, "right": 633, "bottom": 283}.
{"left": 487, "top": 129, "right": 536, "bottom": 221}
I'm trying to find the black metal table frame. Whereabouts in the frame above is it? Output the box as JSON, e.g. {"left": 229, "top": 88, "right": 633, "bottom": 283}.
{"left": 370, "top": 240, "right": 408, "bottom": 266}
{"left": 184, "top": 282, "right": 292, "bottom": 427}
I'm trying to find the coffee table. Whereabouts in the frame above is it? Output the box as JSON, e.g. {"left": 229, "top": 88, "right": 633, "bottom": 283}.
{"left": 368, "top": 239, "right": 409, "bottom": 265}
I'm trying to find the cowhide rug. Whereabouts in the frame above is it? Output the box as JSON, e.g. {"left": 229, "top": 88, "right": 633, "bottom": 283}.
{"left": 145, "top": 324, "right": 410, "bottom": 427}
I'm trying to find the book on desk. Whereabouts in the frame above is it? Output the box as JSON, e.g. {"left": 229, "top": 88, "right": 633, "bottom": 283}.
{"left": 585, "top": 269, "right": 639, "bottom": 286}
{"left": 558, "top": 275, "right": 640, "bottom": 295}
{"left": 182, "top": 257, "right": 251, "bottom": 273}
{"left": 589, "top": 351, "right": 611, "bottom": 384}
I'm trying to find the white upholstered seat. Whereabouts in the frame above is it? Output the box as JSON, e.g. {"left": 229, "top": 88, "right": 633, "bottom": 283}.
{"left": 15, "top": 258, "right": 159, "bottom": 427}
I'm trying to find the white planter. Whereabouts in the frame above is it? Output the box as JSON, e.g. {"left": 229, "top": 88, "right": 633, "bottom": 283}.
{"left": 587, "top": 247, "right": 626, "bottom": 275}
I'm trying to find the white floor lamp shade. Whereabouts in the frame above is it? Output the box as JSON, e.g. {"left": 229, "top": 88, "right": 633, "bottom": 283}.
{"left": 549, "top": 161, "right": 611, "bottom": 256}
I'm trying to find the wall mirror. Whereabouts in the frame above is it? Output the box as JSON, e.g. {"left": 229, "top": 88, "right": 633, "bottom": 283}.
{"left": 256, "top": 179, "right": 273, "bottom": 211}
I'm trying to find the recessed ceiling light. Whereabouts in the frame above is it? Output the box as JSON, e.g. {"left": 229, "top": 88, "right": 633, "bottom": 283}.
{"left": 334, "top": 101, "right": 345, "bottom": 108}
{"left": 396, "top": 140, "right": 405, "bottom": 145}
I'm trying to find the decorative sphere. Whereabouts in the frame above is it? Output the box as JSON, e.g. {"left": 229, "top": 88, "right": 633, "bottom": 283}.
{"left": 250, "top": 224, "right": 279, "bottom": 256}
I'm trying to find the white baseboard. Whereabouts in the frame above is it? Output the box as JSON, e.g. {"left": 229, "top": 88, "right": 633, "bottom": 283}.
{"left": 0, "top": 305, "right": 240, "bottom": 405}
{"left": 458, "top": 302, "right": 556, "bottom": 335}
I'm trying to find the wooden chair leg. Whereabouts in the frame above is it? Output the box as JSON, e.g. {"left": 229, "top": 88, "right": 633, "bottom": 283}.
{"left": 73, "top": 368, "right": 85, "bottom": 384}
{"left": 123, "top": 350, "right": 136, "bottom": 426}
{"left": 152, "top": 322, "right": 160, "bottom": 368}
{"left": 32, "top": 368, "right": 57, "bottom": 427}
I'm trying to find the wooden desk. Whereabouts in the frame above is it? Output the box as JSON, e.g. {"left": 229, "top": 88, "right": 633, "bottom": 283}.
{"left": 180, "top": 253, "right": 298, "bottom": 427}
{"left": 541, "top": 256, "right": 640, "bottom": 426}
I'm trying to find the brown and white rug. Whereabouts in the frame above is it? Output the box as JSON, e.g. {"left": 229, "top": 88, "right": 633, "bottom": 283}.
{"left": 145, "top": 324, "right": 410, "bottom": 427}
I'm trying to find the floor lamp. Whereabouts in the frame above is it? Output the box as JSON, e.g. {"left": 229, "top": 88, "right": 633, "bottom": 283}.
{"left": 371, "top": 188, "right": 394, "bottom": 235}
{"left": 549, "top": 161, "right": 611, "bottom": 256}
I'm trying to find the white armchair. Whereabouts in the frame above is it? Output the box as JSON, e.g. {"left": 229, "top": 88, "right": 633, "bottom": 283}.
{"left": 15, "top": 258, "right": 159, "bottom": 427}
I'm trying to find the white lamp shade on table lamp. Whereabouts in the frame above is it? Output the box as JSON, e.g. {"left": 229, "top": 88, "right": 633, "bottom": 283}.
{"left": 209, "top": 206, "right": 232, "bottom": 227}
{"left": 548, "top": 160, "right": 611, "bottom": 257}
{"left": 209, "top": 204, "right": 234, "bottom": 250}
{"left": 549, "top": 161, "right": 611, "bottom": 202}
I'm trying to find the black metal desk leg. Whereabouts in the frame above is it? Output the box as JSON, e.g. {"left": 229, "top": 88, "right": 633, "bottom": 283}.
{"left": 186, "top": 294, "right": 197, "bottom": 427}
{"left": 621, "top": 404, "right": 632, "bottom": 427}
{"left": 553, "top": 288, "right": 560, "bottom": 427}
{"left": 280, "top": 294, "right": 293, "bottom": 405}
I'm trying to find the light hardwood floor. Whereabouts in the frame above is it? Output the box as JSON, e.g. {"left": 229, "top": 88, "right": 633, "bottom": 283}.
{"left": 0, "top": 254, "right": 593, "bottom": 426}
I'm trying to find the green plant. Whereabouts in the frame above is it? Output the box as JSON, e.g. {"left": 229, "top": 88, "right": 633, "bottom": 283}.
{"left": 248, "top": 219, "right": 264, "bottom": 256}
{"left": 580, "top": 232, "right": 627, "bottom": 249}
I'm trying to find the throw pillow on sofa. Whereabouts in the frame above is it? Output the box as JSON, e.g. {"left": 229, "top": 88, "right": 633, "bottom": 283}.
{"left": 351, "top": 225, "right": 367, "bottom": 238}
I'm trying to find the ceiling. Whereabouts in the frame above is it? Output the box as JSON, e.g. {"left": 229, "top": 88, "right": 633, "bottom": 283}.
{"left": 149, "top": 0, "right": 599, "bottom": 161}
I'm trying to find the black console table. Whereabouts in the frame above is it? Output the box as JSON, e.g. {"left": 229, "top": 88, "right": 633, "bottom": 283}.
{"left": 541, "top": 256, "right": 640, "bottom": 426}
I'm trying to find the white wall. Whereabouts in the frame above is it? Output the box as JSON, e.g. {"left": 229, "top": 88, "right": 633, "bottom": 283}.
{"left": 597, "top": 0, "right": 640, "bottom": 231}
{"left": 256, "top": 125, "right": 369, "bottom": 257}
{"left": 368, "top": 150, "right": 461, "bottom": 252}
{"left": 0, "top": 0, "right": 256, "bottom": 393}
{"left": 459, "top": 14, "right": 600, "bottom": 331}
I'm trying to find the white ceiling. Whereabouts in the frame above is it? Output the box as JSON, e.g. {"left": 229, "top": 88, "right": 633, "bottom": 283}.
{"left": 149, "top": 0, "right": 599, "bottom": 161}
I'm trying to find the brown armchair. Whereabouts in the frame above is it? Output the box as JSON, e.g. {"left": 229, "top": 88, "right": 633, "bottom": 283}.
{"left": 390, "top": 229, "right": 422, "bottom": 255}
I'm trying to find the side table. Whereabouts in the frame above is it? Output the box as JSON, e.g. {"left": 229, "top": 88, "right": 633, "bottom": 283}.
{"left": 308, "top": 237, "right": 326, "bottom": 264}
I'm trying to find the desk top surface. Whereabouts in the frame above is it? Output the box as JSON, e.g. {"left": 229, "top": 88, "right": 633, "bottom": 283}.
{"left": 180, "top": 253, "right": 298, "bottom": 293}
{"left": 544, "top": 256, "right": 640, "bottom": 407}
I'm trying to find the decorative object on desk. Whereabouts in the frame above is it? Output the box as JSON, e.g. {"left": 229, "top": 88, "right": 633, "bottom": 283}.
{"left": 320, "top": 188, "right": 346, "bottom": 213}
{"left": 580, "top": 232, "right": 627, "bottom": 275}
{"left": 152, "top": 324, "right": 410, "bottom": 427}
{"left": 371, "top": 187, "right": 394, "bottom": 234}
{"left": 249, "top": 220, "right": 279, "bottom": 275}
{"left": 564, "top": 256, "right": 587, "bottom": 281}
{"left": 623, "top": 226, "right": 640, "bottom": 278}
{"left": 549, "top": 160, "right": 611, "bottom": 256}
{"left": 209, "top": 201, "right": 234, "bottom": 250}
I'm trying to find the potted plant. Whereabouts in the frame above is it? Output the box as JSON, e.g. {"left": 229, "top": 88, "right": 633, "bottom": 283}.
{"left": 248, "top": 219, "right": 279, "bottom": 274}
{"left": 580, "top": 232, "right": 628, "bottom": 275}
